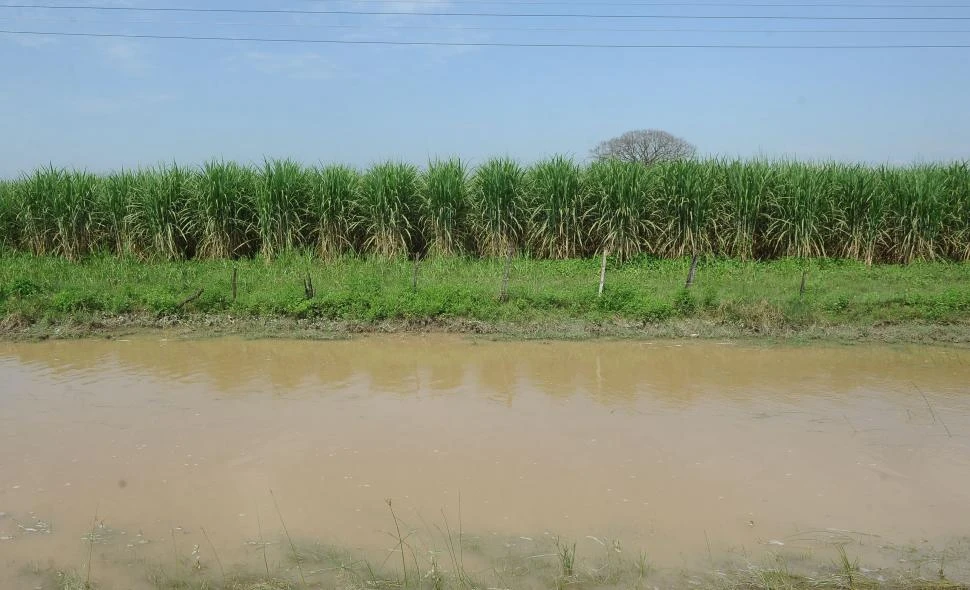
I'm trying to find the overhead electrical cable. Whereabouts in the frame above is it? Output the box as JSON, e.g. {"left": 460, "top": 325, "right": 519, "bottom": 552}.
{"left": 2, "top": 28, "right": 968, "bottom": 48}
{"left": 2, "top": 4, "right": 970, "bottom": 20}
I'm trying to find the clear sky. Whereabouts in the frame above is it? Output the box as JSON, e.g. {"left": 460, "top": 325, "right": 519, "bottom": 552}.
{"left": 1, "top": 0, "right": 969, "bottom": 176}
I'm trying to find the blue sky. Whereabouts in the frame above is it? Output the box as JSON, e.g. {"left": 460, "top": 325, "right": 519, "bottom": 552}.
{"left": 1, "top": 0, "right": 969, "bottom": 176}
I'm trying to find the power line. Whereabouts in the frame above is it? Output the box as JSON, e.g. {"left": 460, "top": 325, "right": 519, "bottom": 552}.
{"left": 3, "top": 28, "right": 968, "bottom": 47}
{"left": 6, "top": 15, "right": 970, "bottom": 33}
{"left": 268, "top": 0, "right": 970, "bottom": 6}
{"left": 2, "top": 4, "right": 970, "bottom": 20}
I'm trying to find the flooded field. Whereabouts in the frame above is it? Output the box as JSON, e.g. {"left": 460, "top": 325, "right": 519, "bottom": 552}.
{"left": 1, "top": 336, "right": 969, "bottom": 589}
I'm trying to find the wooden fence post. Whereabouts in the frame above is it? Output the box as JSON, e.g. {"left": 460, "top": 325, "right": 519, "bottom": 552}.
{"left": 598, "top": 249, "right": 608, "bottom": 297}
{"left": 685, "top": 254, "right": 699, "bottom": 289}
{"left": 231, "top": 267, "right": 238, "bottom": 302}
{"left": 303, "top": 272, "right": 314, "bottom": 300}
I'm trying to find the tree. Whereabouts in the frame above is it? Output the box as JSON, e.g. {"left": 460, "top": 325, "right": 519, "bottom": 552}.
{"left": 590, "top": 129, "right": 696, "bottom": 166}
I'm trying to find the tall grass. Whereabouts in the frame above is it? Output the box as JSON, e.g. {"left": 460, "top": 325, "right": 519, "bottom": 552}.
{"left": 654, "top": 159, "right": 719, "bottom": 257}
{"left": 766, "top": 163, "right": 832, "bottom": 258}
{"left": 311, "top": 164, "right": 358, "bottom": 258}
{"left": 258, "top": 159, "right": 311, "bottom": 259}
{"left": 421, "top": 158, "right": 468, "bottom": 256}
{"left": 587, "top": 159, "right": 652, "bottom": 260}
{"left": 129, "top": 165, "right": 190, "bottom": 260}
{"left": 13, "top": 167, "right": 100, "bottom": 260}
{"left": 528, "top": 156, "right": 587, "bottom": 259}
{"left": 943, "top": 162, "right": 970, "bottom": 261}
{"left": 2, "top": 158, "right": 968, "bottom": 263}
{"left": 720, "top": 160, "right": 774, "bottom": 260}
{"left": 472, "top": 157, "right": 526, "bottom": 256}
{"left": 99, "top": 169, "right": 136, "bottom": 256}
{"left": 189, "top": 160, "right": 255, "bottom": 259}
{"left": 358, "top": 162, "right": 420, "bottom": 258}
{"left": 833, "top": 164, "right": 884, "bottom": 265}
{"left": 0, "top": 180, "right": 19, "bottom": 252}
{"left": 883, "top": 166, "right": 947, "bottom": 263}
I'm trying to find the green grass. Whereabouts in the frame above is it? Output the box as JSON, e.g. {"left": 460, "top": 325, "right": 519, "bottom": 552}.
{"left": 358, "top": 162, "right": 421, "bottom": 258}
{"left": 421, "top": 158, "right": 468, "bottom": 256}
{"left": 0, "top": 179, "right": 18, "bottom": 251}
{"left": 13, "top": 167, "right": 100, "bottom": 260}
{"left": 832, "top": 164, "right": 884, "bottom": 264}
{"left": 191, "top": 160, "right": 256, "bottom": 259}
{"left": 586, "top": 158, "right": 653, "bottom": 261}
{"left": 3, "top": 159, "right": 969, "bottom": 263}
{"left": 527, "top": 156, "right": 587, "bottom": 259}
{"left": 129, "top": 165, "right": 192, "bottom": 261}
{"left": 654, "top": 159, "right": 719, "bottom": 257}
{"left": 768, "top": 162, "right": 832, "bottom": 259}
{"left": 471, "top": 157, "right": 527, "bottom": 256}
{"left": 719, "top": 160, "right": 771, "bottom": 260}
{"left": 944, "top": 163, "right": 970, "bottom": 260}
{"left": 310, "top": 164, "right": 358, "bottom": 259}
{"left": 256, "top": 159, "right": 313, "bottom": 260}
{"left": 99, "top": 169, "right": 137, "bottom": 257}
{"left": 1, "top": 254, "right": 968, "bottom": 339}
{"left": 2, "top": 157, "right": 968, "bottom": 339}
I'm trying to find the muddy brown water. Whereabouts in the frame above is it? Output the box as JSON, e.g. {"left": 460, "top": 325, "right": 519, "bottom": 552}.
{"left": 1, "top": 336, "right": 969, "bottom": 588}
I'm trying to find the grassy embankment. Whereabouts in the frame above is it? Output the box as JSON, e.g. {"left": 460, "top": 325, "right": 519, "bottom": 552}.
{"left": 2, "top": 254, "right": 969, "bottom": 341}
{"left": 1, "top": 158, "right": 968, "bottom": 340}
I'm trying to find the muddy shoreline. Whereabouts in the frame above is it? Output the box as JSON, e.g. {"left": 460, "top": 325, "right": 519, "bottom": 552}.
{"left": 3, "top": 311, "right": 970, "bottom": 345}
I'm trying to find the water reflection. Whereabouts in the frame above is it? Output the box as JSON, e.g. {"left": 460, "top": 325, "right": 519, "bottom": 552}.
{"left": 3, "top": 337, "right": 969, "bottom": 406}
